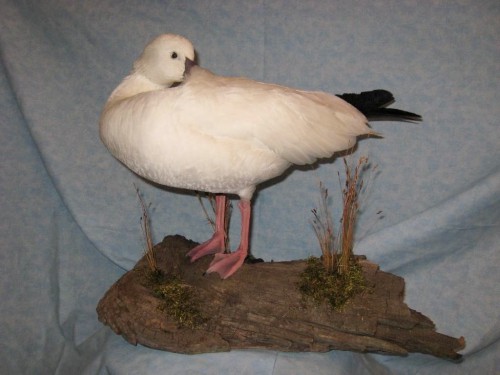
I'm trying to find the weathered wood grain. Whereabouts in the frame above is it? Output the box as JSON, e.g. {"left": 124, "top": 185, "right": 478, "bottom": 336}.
{"left": 97, "top": 235, "right": 465, "bottom": 361}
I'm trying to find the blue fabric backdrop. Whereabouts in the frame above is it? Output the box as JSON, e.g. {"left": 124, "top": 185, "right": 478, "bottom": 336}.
{"left": 1, "top": 1, "right": 498, "bottom": 374}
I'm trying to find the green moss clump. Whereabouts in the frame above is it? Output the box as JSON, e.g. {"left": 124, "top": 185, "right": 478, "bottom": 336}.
{"left": 298, "top": 256, "right": 365, "bottom": 310}
{"left": 140, "top": 269, "right": 205, "bottom": 329}
{"left": 153, "top": 278, "right": 205, "bottom": 329}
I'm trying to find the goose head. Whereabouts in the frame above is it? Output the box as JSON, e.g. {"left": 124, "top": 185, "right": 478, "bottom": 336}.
{"left": 133, "top": 34, "right": 196, "bottom": 87}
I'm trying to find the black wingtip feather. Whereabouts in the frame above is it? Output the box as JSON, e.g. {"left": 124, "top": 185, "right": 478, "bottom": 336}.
{"left": 365, "top": 108, "right": 423, "bottom": 122}
{"left": 337, "top": 89, "right": 422, "bottom": 122}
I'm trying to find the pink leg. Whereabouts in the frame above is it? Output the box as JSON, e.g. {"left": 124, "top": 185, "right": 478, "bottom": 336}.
{"left": 187, "top": 195, "right": 227, "bottom": 261}
{"left": 206, "top": 199, "right": 251, "bottom": 279}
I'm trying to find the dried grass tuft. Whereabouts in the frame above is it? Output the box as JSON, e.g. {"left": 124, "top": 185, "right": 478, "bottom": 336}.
{"left": 135, "top": 185, "right": 157, "bottom": 272}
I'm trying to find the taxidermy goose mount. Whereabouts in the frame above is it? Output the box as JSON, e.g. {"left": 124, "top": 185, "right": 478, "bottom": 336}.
{"left": 100, "top": 34, "right": 421, "bottom": 279}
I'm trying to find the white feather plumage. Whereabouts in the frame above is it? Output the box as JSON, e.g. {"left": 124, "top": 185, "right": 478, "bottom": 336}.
{"left": 101, "top": 35, "right": 372, "bottom": 201}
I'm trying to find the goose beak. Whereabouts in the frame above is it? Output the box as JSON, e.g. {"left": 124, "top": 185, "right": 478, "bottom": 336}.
{"left": 184, "top": 58, "right": 197, "bottom": 76}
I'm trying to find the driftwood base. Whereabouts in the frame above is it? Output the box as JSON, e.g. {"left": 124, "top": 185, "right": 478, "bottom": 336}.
{"left": 97, "top": 235, "right": 465, "bottom": 361}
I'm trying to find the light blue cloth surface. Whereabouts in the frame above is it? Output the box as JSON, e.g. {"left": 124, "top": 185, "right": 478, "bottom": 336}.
{"left": 1, "top": 1, "right": 498, "bottom": 373}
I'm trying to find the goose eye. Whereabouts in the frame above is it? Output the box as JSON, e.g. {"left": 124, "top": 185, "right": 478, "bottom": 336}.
{"left": 171, "top": 52, "right": 178, "bottom": 59}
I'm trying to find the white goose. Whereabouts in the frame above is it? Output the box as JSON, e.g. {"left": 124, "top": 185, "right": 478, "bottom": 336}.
{"left": 100, "top": 34, "right": 420, "bottom": 279}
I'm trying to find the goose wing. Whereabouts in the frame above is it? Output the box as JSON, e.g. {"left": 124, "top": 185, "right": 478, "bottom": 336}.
{"left": 158, "top": 67, "right": 373, "bottom": 165}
